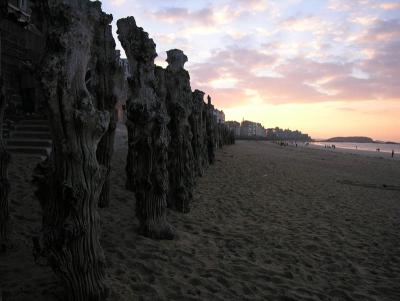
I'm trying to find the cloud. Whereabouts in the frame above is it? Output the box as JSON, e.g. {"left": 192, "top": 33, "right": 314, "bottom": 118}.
{"left": 150, "top": 7, "right": 214, "bottom": 25}
{"left": 188, "top": 20, "right": 400, "bottom": 108}
{"left": 358, "top": 19, "right": 400, "bottom": 42}
{"left": 146, "top": 0, "right": 270, "bottom": 28}
{"left": 350, "top": 16, "right": 377, "bottom": 26}
{"left": 379, "top": 2, "right": 400, "bottom": 10}
{"left": 234, "top": 0, "right": 269, "bottom": 12}
{"left": 147, "top": 6, "right": 236, "bottom": 27}
{"left": 328, "top": 0, "right": 370, "bottom": 11}
{"left": 282, "top": 15, "right": 325, "bottom": 32}
{"left": 110, "top": 0, "right": 126, "bottom": 6}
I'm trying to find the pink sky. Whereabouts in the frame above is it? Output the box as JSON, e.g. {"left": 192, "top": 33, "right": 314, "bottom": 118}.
{"left": 100, "top": 0, "right": 400, "bottom": 141}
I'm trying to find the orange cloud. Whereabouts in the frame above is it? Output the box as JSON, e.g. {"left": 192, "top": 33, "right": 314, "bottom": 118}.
{"left": 380, "top": 2, "right": 400, "bottom": 10}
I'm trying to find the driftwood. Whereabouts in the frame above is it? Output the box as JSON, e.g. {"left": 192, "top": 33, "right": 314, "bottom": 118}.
{"left": 33, "top": 1, "right": 110, "bottom": 300}
{"left": 117, "top": 17, "right": 175, "bottom": 239}
{"left": 164, "top": 49, "right": 195, "bottom": 213}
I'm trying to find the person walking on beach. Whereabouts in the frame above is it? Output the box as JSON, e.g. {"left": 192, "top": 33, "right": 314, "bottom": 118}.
{"left": 392, "top": 150, "right": 394, "bottom": 158}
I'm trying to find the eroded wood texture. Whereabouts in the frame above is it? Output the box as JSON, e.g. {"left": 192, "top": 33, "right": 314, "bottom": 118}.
{"left": 205, "top": 95, "right": 216, "bottom": 165}
{"left": 0, "top": 75, "right": 11, "bottom": 252}
{"left": 33, "top": 1, "right": 110, "bottom": 300}
{"left": 117, "top": 17, "right": 175, "bottom": 239}
{"left": 91, "top": 11, "right": 118, "bottom": 208}
{"left": 0, "top": 6, "right": 11, "bottom": 251}
{"left": 164, "top": 49, "right": 195, "bottom": 213}
{"left": 190, "top": 90, "right": 207, "bottom": 177}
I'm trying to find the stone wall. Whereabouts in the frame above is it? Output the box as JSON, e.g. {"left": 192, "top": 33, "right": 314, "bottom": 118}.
{"left": 0, "top": 1, "right": 45, "bottom": 115}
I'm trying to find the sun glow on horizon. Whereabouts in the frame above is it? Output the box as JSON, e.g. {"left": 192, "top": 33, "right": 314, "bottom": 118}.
{"left": 224, "top": 100, "right": 400, "bottom": 141}
{"left": 100, "top": 0, "right": 400, "bottom": 142}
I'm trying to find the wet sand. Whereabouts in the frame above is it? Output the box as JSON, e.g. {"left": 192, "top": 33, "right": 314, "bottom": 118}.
{"left": 1, "top": 137, "right": 400, "bottom": 300}
{"left": 309, "top": 143, "right": 400, "bottom": 161}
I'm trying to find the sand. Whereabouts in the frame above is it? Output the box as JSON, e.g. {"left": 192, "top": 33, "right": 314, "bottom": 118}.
{"left": 1, "top": 132, "right": 400, "bottom": 301}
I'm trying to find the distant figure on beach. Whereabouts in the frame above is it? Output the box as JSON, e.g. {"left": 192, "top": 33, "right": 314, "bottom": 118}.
{"left": 392, "top": 150, "right": 394, "bottom": 158}
{"left": 376, "top": 148, "right": 380, "bottom": 152}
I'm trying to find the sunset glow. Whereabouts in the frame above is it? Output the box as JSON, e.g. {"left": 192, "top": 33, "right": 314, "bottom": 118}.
{"left": 100, "top": 0, "right": 400, "bottom": 141}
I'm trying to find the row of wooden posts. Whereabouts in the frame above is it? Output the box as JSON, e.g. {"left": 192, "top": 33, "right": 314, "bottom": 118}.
{"left": 0, "top": 1, "right": 234, "bottom": 300}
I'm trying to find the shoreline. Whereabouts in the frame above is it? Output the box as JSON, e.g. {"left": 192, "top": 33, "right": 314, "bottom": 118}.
{"left": 307, "top": 142, "right": 400, "bottom": 161}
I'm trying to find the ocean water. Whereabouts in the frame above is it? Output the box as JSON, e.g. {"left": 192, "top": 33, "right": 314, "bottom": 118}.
{"left": 312, "top": 142, "right": 400, "bottom": 154}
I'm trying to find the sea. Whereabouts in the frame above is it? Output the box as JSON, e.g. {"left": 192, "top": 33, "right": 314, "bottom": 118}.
{"left": 311, "top": 142, "right": 400, "bottom": 154}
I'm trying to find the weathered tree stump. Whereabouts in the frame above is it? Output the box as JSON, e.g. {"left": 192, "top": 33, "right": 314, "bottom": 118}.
{"left": 33, "top": 1, "right": 110, "bottom": 300}
{"left": 117, "top": 17, "right": 175, "bottom": 239}
{"left": 164, "top": 49, "right": 195, "bottom": 213}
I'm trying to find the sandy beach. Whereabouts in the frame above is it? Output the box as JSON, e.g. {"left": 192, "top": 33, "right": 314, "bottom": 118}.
{"left": 1, "top": 133, "right": 400, "bottom": 301}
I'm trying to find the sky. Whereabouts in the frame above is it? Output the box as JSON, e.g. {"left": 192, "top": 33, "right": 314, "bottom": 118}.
{"left": 98, "top": 0, "right": 400, "bottom": 141}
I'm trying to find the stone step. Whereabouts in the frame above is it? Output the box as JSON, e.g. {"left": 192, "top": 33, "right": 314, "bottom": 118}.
{"left": 2, "top": 129, "right": 10, "bottom": 138}
{"left": 10, "top": 131, "right": 52, "bottom": 139}
{"left": 19, "top": 114, "right": 47, "bottom": 120}
{"left": 15, "top": 125, "right": 50, "bottom": 132}
{"left": 19, "top": 120, "right": 49, "bottom": 126}
{"left": 6, "top": 138, "right": 52, "bottom": 147}
{"left": 5, "top": 146, "right": 51, "bottom": 157}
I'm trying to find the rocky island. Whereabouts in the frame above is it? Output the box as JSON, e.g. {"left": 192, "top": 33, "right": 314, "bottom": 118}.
{"left": 324, "top": 136, "right": 374, "bottom": 143}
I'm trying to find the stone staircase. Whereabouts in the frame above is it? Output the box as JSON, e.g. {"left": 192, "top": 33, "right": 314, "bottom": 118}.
{"left": 1, "top": 119, "right": 14, "bottom": 139}
{"left": 5, "top": 117, "right": 52, "bottom": 158}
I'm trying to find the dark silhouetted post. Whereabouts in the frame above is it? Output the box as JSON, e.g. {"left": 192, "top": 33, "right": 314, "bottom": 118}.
{"left": 91, "top": 12, "right": 119, "bottom": 208}
{"left": 164, "top": 49, "right": 195, "bottom": 213}
{"left": 33, "top": 1, "right": 110, "bottom": 299}
{"left": 206, "top": 95, "right": 216, "bottom": 164}
{"left": 0, "top": 51, "right": 11, "bottom": 251}
{"left": 117, "top": 17, "right": 175, "bottom": 239}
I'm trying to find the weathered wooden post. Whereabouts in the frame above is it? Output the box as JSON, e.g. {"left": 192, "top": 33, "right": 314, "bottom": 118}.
{"left": 33, "top": 1, "right": 110, "bottom": 299}
{"left": 117, "top": 17, "right": 175, "bottom": 239}
{"left": 206, "top": 95, "right": 216, "bottom": 165}
{"left": 164, "top": 49, "right": 195, "bottom": 213}
{"left": 190, "top": 89, "right": 206, "bottom": 177}
{"left": 0, "top": 11, "right": 11, "bottom": 250}
{"left": 91, "top": 11, "right": 118, "bottom": 208}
